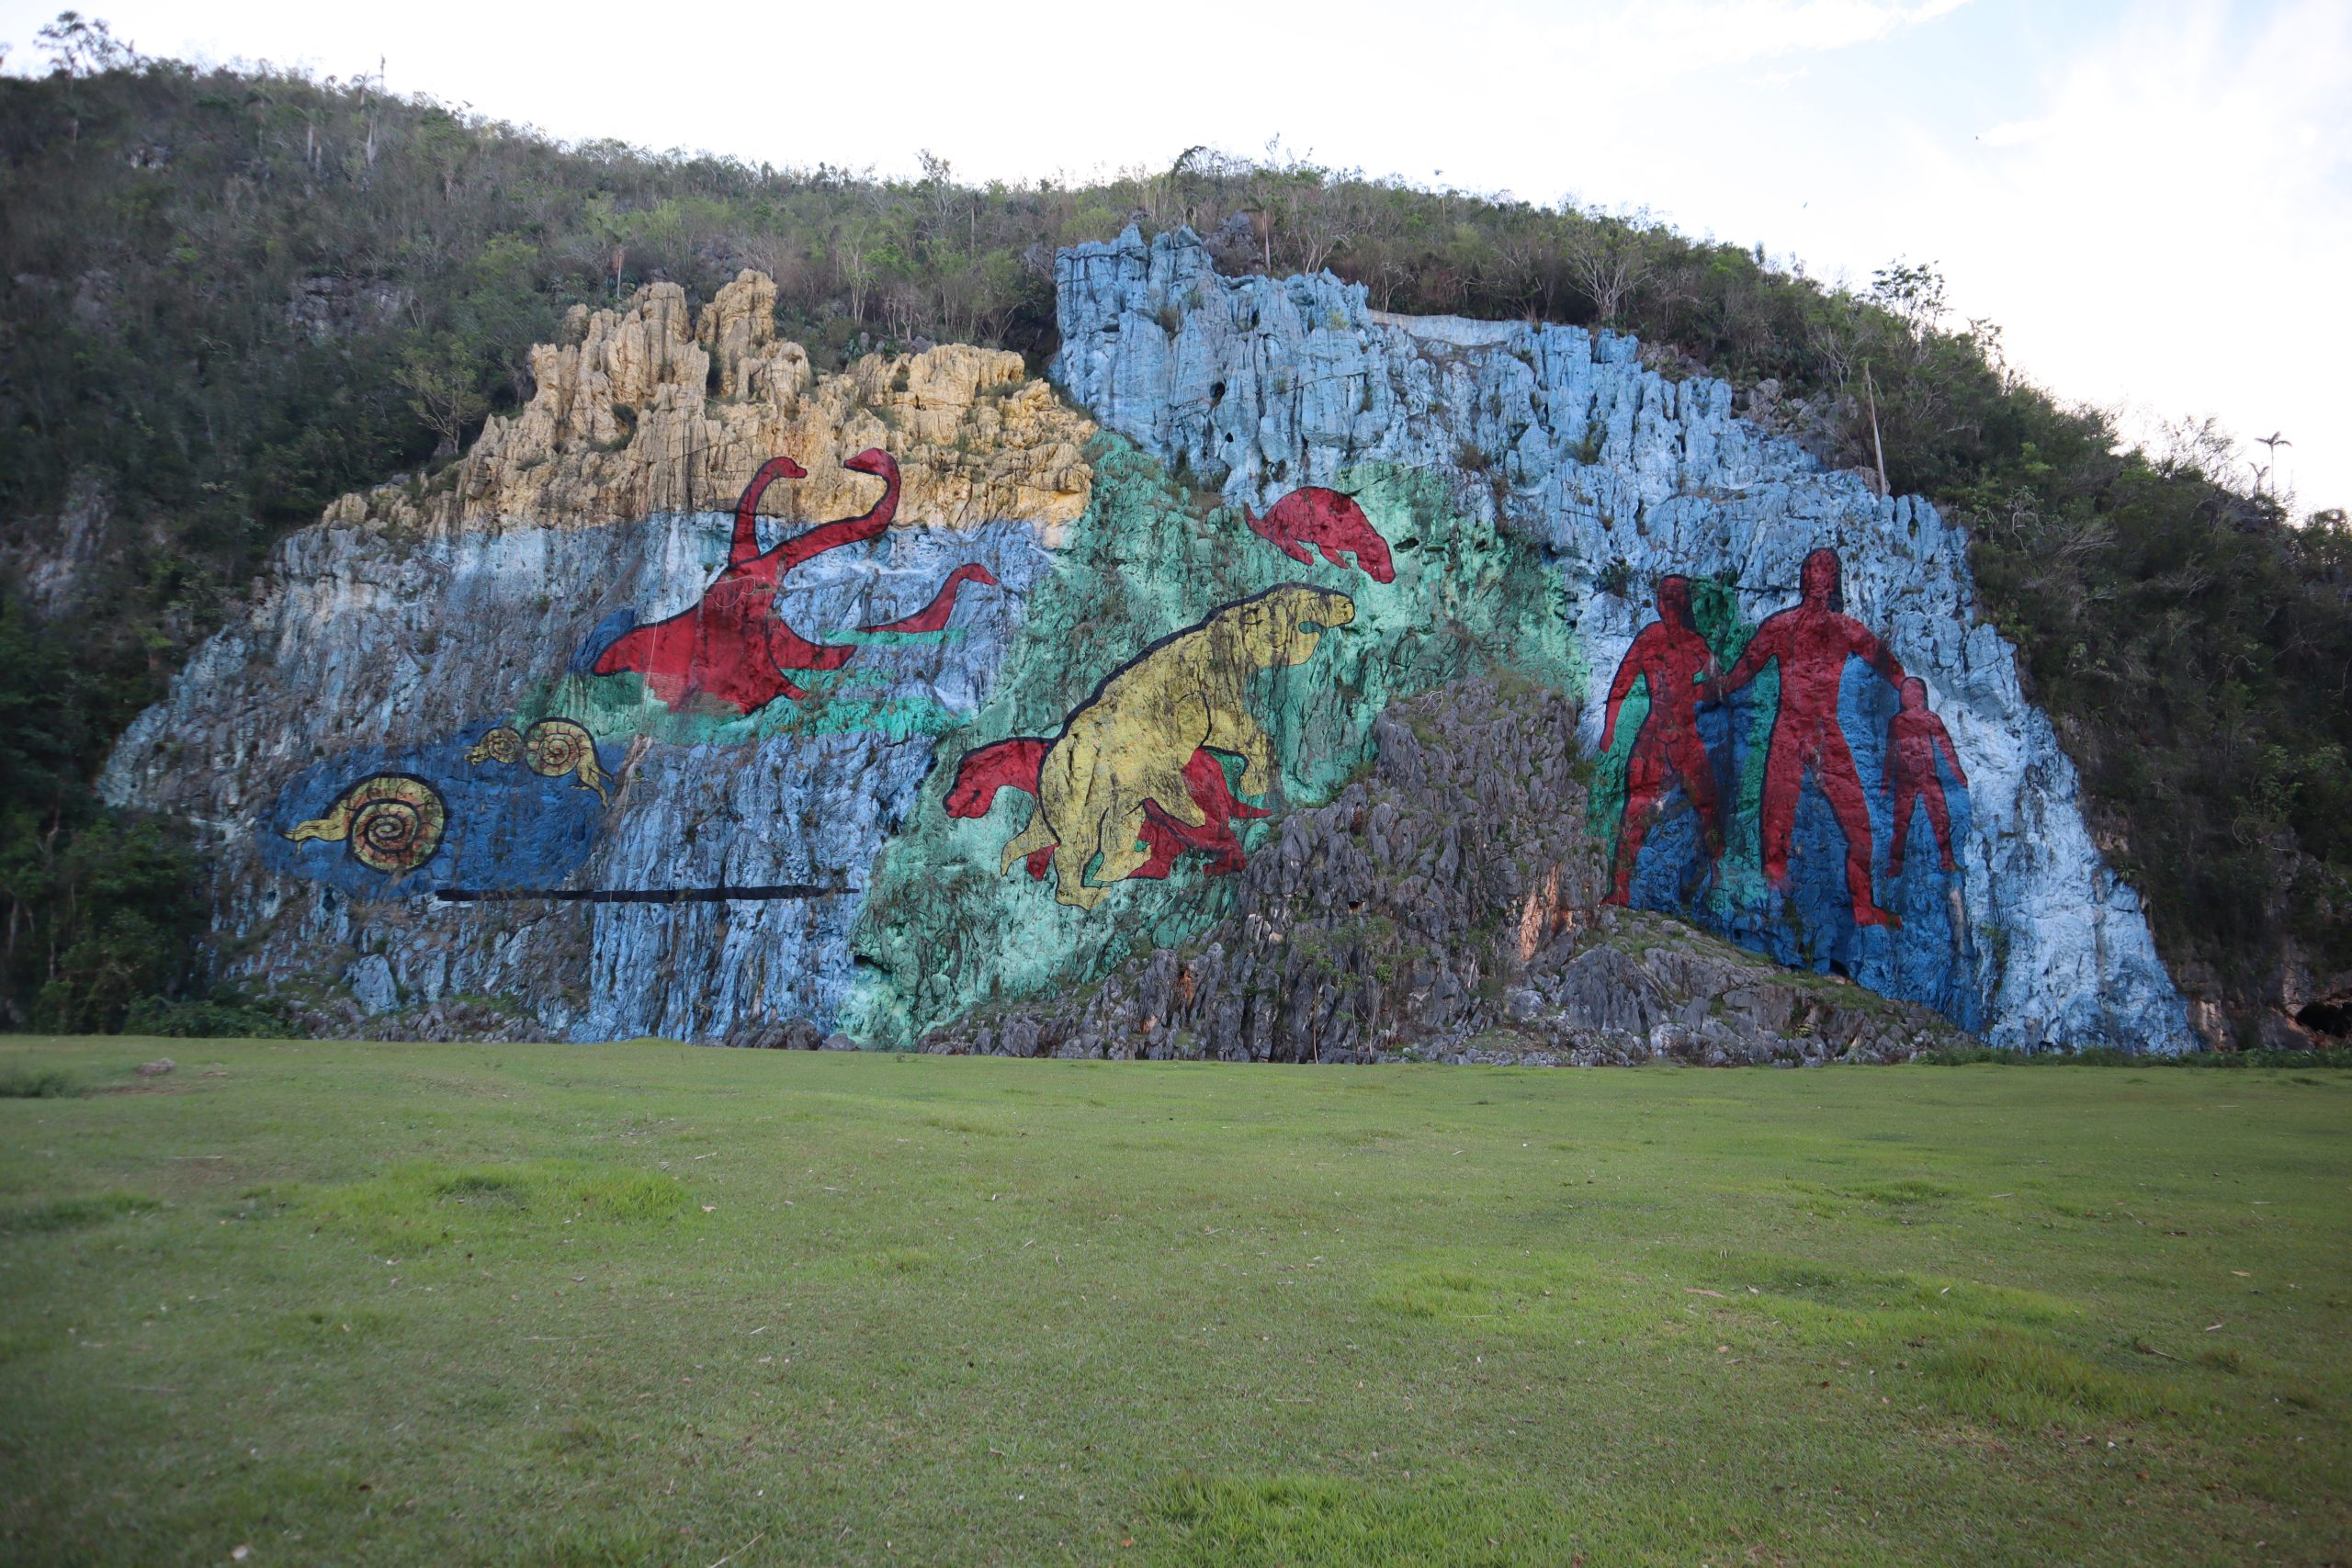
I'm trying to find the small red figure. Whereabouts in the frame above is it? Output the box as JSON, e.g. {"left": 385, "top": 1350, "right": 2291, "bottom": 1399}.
{"left": 592, "top": 450, "right": 999, "bottom": 714}
{"left": 1599, "top": 574, "right": 1724, "bottom": 905}
{"left": 859, "top": 562, "right": 1000, "bottom": 636}
{"left": 1244, "top": 488, "right": 1396, "bottom": 583}
{"left": 944, "top": 738, "right": 1048, "bottom": 822}
{"left": 1718, "top": 547, "right": 1907, "bottom": 928}
{"left": 946, "top": 740, "right": 1268, "bottom": 881}
{"left": 1886, "top": 676, "right": 1966, "bottom": 874}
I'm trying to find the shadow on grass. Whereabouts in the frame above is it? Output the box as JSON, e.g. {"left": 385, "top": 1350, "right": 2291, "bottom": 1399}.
{"left": 0, "top": 1064, "right": 88, "bottom": 1099}
{"left": 0, "top": 1190, "right": 157, "bottom": 1234}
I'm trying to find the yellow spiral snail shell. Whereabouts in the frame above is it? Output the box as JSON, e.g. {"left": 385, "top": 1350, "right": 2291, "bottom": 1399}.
{"left": 464, "top": 727, "right": 523, "bottom": 766}
{"left": 467, "top": 717, "right": 610, "bottom": 805}
{"left": 284, "top": 773, "right": 447, "bottom": 874}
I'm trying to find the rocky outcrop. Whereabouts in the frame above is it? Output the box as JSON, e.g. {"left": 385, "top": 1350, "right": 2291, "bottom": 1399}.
{"left": 323, "top": 272, "right": 1093, "bottom": 540}
{"left": 1, "top": 468, "right": 115, "bottom": 615}
{"left": 1052, "top": 227, "right": 2191, "bottom": 1052}
{"left": 100, "top": 281, "right": 1092, "bottom": 1043}
{"left": 97, "top": 243, "right": 2192, "bottom": 1055}
{"left": 918, "top": 678, "right": 1967, "bottom": 1065}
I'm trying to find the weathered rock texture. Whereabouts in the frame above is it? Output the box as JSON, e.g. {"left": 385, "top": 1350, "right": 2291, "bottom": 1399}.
{"left": 1052, "top": 227, "right": 2190, "bottom": 1051}
{"left": 101, "top": 283, "right": 1090, "bottom": 1042}
{"left": 323, "top": 273, "right": 1093, "bottom": 540}
{"left": 97, "top": 243, "right": 2192, "bottom": 1055}
{"left": 919, "top": 678, "right": 1968, "bottom": 1065}
{"left": 840, "top": 445, "right": 1582, "bottom": 1046}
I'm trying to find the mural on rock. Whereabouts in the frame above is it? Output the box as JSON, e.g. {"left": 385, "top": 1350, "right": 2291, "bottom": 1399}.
{"left": 1599, "top": 573, "right": 1724, "bottom": 904}
{"left": 966, "top": 584, "right": 1355, "bottom": 908}
{"left": 467, "top": 718, "right": 612, "bottom": 804}
{"left": 1244, "top": 487, "right": 1396, "bottom": 582}
{"left": 844, "top": 446, "right": 1584, "bottom": 1045}
{"left": 1584, "top": 553, "right": 1982, "bottom": 1023}
{"left": 950, "top": 733, "right": 1272, "bottom": 886}
{"left": 284, "top": 774, "right": 448, "bottom": 876}
{"left": 97, "top": 243, "right": 2194, "bottom": 1051}
{"left": 582, "top": 449, "right": 1001, "bottom": 714}
{"left": 265, "top": 726, "right": 616, "bottom": 901}
{"left": 106, "top": 277, "right": 1095, "bottom": 1040}
{"left": 1049, "top": 225, "right": 2190, "bottom": 1050}
{"left": 1716, "top": 547, "right": 1912, "bottom": 927}
{"left": 1589, "top": 547, "right": 1979, "bottom": 1021}
{"left": 261, "top": 437, "right": 1039, "bottom": 915}
{"left": 1887, "top": 677, "right": 1967, "bottom": 876}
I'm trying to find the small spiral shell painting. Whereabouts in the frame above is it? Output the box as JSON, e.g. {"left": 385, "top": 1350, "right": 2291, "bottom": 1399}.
{"left": 267, "top": 718, "right": 618, "bottom": 898}
{"left": 470, "top": 718, "right": 610, "bottom": 804}
{"left": 284, "top": 773, "right": 447, "bottom": 874}
{"left": 464, "top": 727, "right": 524, "bottom": 766}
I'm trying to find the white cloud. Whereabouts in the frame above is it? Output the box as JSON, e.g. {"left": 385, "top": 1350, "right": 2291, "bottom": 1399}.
{"left": 1866, "top": 0, "right": 2351, "bottom": 508}
{"left": 1578, "top": 0, "right": 1971, "bottom": 70}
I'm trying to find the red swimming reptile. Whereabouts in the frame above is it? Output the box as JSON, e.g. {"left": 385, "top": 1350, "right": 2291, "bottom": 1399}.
{"left": 590, "top": 450, "right": 997, "bottom": 713}
{"left": 1244, "top": 487, "right": 1395, "bottom": 583}
{"left": 945, "top": 739, "right": 1269, "bottom": 882}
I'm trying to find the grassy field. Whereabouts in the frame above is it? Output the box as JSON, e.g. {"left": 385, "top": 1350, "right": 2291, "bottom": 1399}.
{"left": 0, "top": 1040, "right": 2345, "bottom": 1566}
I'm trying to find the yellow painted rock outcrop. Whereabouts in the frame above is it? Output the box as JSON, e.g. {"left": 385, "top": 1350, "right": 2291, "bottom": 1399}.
{"left": 323, "top": 270, "right": 1094, "bottom": 537}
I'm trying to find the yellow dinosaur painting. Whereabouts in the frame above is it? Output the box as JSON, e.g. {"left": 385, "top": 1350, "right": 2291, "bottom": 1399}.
{"left": 997, "top": 584, "right": 1356, "bottom": 908}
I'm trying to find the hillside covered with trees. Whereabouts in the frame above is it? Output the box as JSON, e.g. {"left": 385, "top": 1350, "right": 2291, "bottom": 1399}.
{"left": 1, "top": 17, "right": 2344, "bottom": 1044}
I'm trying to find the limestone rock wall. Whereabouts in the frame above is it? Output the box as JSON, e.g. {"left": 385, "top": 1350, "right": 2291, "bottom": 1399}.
{"left": 1052, "top": 227, "right": 2189, "bottom": 1051}
{"left": 99, "top": 241, "right": 2193, "bottom": 1053}
{"left": 919, "top": 677, "right": 1973, "bottom": 1066}
{"left": 102, "top": 283, "right": 1091, "bottom": 1042}
{"left": 323, "top": 272, "right": 1093, "bottom": 541}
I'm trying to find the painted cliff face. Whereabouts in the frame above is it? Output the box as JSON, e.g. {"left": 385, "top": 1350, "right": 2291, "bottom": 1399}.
{"left": 1590, "top": 554, "right": 1983, "bottom": 1029}
{"left": 1048, "top": 226, "right": 2188, "bottom": 1051}
{"left": 260, "top": 451, "right": 1040, "bottom": 910}
{"left": 580, "top": 451, "right": 1001, "bottom": 715}
{"left": 106, "top": 254, "right": 2189, "bottom": 1051}
{"left": 950, "top": 584, "right": 1355, "bottom": 908}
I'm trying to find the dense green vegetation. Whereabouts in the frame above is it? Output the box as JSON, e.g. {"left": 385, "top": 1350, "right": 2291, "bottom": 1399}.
{"left": 2, "top": 1038, "right": 2346, "bottom": 1562}
{"left": 0, "top": 20, "right": 2344, "bottom": 1037}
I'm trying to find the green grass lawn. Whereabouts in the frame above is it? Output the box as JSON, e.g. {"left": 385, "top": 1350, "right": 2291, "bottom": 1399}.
{"left": 0, "top": 1040, "right": 2345, "bottom": 1566}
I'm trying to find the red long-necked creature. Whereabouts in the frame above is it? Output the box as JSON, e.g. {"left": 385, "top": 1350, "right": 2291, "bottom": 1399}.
{"left": 590, "top": 450, "right": 997, "bottom": 713}
{"left": 945, "top": 739, "right": 1268, "bottom": 882}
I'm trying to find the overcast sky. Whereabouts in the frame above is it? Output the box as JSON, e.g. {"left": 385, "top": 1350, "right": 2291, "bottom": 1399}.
{"left": 5, "top": 0, "right": 2344, "bottom": 511}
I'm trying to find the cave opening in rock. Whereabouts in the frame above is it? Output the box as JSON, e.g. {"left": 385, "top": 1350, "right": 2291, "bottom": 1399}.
{"left": 2294, "top": 999, "right": 2348, "bottom": 1041}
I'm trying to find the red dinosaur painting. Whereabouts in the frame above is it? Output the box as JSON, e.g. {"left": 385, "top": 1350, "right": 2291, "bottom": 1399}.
{"left": 945, "top": 739, "right": 1268, "bottom": 882}
{"left": 1244, "top": 487, "right": 1395, "bottom": 583}
{"left": 1599, "top": 574, "right": 1724, "bottom": 906}
{"left": 863, "top": 562, "right": 1001, "bottom": 636}
{"left": 589, "top": 450, "right": 997, "bottom": 713}
{"left": 1718, "top": 547, "right": 1907, "bottom": 927}
{"left": 1886, "top": 676, "right": 1967, "bottom": 875}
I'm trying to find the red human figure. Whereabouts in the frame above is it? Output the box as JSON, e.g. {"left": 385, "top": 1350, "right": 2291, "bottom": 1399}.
{"left": 592, "top": 450, "right": 902, "bottom": 713}
{"left": 1718, "top": 547, "right": 1907, "bottom": 927}
{"left": 1599, "top": 575, "right": 1724, "bottom": 905}
{"left": 1244, "top": 488, "right": 1396, "bottom": 583}
{"left": 945, "top": 740, "right": 1267, "bottom": 881}
{"left": 1886, "top": 677, "right": 1967, "bottom": 874}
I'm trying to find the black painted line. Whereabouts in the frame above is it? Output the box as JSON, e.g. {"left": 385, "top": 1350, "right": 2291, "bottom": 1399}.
{"left": 436, "top": 885, "right": 853, "bottom": 905}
